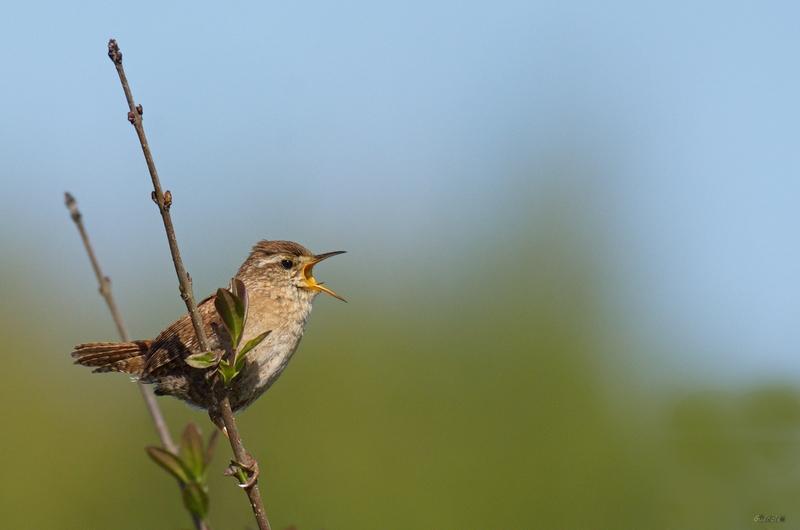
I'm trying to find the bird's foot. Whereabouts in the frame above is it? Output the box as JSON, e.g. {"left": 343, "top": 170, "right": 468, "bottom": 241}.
{"left": 224, "top": 452, "right": 260, "bottom": 489}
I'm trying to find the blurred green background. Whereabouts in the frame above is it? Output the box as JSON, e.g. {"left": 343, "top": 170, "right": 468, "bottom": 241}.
{"left": 1, "top": 1, "right": 799, "bottom": 529}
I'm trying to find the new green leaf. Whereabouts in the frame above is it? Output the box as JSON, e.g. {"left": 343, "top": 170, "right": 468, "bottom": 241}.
{"left": 215, "top": 287, "right": 245, "bottom": 347}
{"left": 218, "top": 359, "right": 237, "bottom": 387}
{"left": 184, "top": 351, "right": 219, "bottom": 369}
{"left": 238, "top": 330, "right": 271, "bottom": 358}
{"left": 231, "top": 278, "right": 249, "bottom": 331}
{"left": 234, "top": 330, "right": 271, "bottom": 373}
{"left": 182, "top": 482, "right": 209, "bottom": 518}
{"left": 146, "top": 446, "right": 191, "bottom": 484}
{"left": 180, "top": 423, "right": 205, "bottom": 480}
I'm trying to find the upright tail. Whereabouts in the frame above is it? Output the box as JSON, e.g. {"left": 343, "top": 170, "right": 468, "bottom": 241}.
{"left": 71, "top": 340, "right": 151, "bottom": 375}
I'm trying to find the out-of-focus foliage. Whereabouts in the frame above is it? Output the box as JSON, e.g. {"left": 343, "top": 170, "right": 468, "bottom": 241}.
{"left": 1, "top": 187, "right": 797, "bottom": 529}
{"left": 1, "top": 2, "right": 798, "bottom": 528}
{"left": 145, "top": 423, "right": 216, "bottom": 521}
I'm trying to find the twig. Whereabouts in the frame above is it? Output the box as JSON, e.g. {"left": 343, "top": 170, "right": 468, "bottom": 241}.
{"left": 64, "top": 192, "right": 209, "bottom": 530}
{"left": 65, "top": 192, "right": 175, "bottom": 450}
{"left": 107, "top": 39, "right": 272, "bottom": 530}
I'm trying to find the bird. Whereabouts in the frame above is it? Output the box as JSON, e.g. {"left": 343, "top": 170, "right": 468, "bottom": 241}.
{"left": 71, "top": 240, "right": 345, "bottom": 416}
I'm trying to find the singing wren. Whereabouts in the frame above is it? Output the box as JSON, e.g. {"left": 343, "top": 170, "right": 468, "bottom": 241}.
{"left": 71, "top": 240, "right": 345, "bottom": 412}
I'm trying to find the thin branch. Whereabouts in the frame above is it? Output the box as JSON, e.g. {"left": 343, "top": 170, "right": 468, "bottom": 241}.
{"left": 107, "top": 39, "right": 272, "bottom": 530}
{"left": 65, "top": 192, "right": 175, "bottom": 450}
{"left": 64, "top": 192, "right": 209, "bottom": 530}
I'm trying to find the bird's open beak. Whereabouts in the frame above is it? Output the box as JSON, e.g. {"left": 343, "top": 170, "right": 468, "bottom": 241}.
{"left": 302, "top": 251, "right": 346, "bottom": 302}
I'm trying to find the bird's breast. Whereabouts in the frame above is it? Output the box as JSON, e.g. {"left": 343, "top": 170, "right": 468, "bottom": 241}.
{"left": 231, "top": 294, "right": 314, "bottom": 408}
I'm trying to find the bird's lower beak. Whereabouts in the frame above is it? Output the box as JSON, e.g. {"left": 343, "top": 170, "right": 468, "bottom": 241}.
{"left": 302, "top": 251, "right": 346, "bottom": 302}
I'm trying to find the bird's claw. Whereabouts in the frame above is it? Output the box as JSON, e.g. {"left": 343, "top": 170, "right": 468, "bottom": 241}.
{"left": 224, "top": 453, "right": 260, "bottom": 489}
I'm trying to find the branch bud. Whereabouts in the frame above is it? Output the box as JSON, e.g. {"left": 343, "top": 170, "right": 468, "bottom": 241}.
{"left": 64, "top": 192, "right": 81, "bottom": 223}
{"left": 107, "top": 39, "right": 123, "bottom": 64}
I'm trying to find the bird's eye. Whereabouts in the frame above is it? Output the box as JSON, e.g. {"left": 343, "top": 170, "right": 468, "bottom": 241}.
{"left": 280, "top": 259, "right": 294, "bottom": 270}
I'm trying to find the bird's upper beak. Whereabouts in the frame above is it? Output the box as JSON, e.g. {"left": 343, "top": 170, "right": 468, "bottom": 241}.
{"left": 302, "top": 251, "right": 346, "bottom": 301}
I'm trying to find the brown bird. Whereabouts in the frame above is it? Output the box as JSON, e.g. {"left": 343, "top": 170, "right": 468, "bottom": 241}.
{"left": 71, "top": 240, "right": 345, "bottom": 414}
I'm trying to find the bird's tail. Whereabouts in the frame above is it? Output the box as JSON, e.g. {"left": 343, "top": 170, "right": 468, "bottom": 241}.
{"left": 71, "top": 340, "right": 151, "bottom": 375}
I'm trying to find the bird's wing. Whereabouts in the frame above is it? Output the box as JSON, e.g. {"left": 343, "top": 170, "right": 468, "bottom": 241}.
{"left": 141, "top": 294, "right": 222, "bottom": 380}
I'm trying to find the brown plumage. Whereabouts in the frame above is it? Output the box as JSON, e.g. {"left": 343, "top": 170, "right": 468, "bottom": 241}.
{"left": 71, "top": 340, "right": 151, "bottom": 374}
{"left": 71, "top": 240, "right": 345, "bottom": 412}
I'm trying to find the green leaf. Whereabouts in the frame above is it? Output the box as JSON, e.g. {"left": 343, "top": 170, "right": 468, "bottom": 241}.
{"left": 146, "top": 446, "right": 191, "bottom": 484}
{"left": 238, "top": 330, "right": 271, "bottom": 358}
{"left": 181, "top": 482, "right": 209, "bottom": 518}
{"left": 184, "top": 351, "right": 219, "bottom": 369}
{"left": 234, "top": 330, "right": 270, "bottom": 373}
{"left": 214, "top": 287, "right": 245, "bottom": 348}
{"left": 217, "top": 359, "right": 238, "bottom": 387}
{"left": 230, "top": 278, "right": 249, "bottom": 331}
{"left": 234, "top": 354, "right": 246, "bottom": 374}
{"left": 180, "top": 423, "right": 205, "bottom": 480}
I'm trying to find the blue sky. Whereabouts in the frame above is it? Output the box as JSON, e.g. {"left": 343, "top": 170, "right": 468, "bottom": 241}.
{"left": 1, "top": 0, "right": 799, "bottom": 382}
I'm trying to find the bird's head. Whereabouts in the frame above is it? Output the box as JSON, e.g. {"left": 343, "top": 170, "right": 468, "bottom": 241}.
{"left": 240, "top": 240, "right": 346, "bottom": 301}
